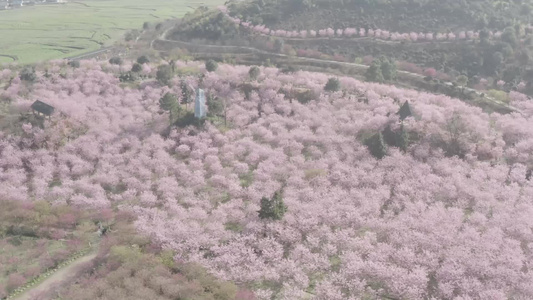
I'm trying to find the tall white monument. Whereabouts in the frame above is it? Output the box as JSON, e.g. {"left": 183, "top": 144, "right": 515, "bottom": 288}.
{"left": 194, "top": 88, "right": 206, "bottom": 118}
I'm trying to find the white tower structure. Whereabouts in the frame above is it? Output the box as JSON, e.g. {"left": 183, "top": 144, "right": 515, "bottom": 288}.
{"left": 194, "top": 88, "right": 206, "bottom": 118}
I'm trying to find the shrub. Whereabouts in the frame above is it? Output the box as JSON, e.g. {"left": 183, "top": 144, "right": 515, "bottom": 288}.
{"left": 205, "top": 59, "right": 218, "bottom": 72}
{"left": 119, "top": 72, "right": 137, "bottom": 82}
{"left": 109, "top": 57, "right": 123, "bottom": 65}
{"left": 68, "top": 60, "right": 80, "bottom": 68}
{"left": 137, "top": 55, "right": 150, "bottom": 65}
{"left": 131, "top": 63, "right": 142, "bottom": 73}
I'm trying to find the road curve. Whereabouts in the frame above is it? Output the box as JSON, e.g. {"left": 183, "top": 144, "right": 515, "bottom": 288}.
{"left": 14, "top": 252, "right": 97, "bottom": 300}
{"left": 153, "top": 36, "right": 521, "bottom": 114}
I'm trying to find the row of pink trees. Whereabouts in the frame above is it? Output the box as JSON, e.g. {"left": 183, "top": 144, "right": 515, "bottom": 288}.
{"left": 218, "top": 6, "right": 504, "bottom": 43}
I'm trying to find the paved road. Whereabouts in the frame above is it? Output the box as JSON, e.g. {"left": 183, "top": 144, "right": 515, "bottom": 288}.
{"left": 153, "top": 36, "right": 521, "bottom": 113}
{"left": 14, "top": 252, "right": 97, "bottom": 300}
{"left": 67, "top": 47, "right": 113, "bottom": 61}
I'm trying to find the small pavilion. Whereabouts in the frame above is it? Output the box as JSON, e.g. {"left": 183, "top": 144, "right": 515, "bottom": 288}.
{"left": 31, "top": 100, "right": 55, "bottom": 119}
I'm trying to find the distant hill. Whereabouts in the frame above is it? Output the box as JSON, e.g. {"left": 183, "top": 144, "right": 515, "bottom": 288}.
{"left": 228, "top": 0, "right": 531, "bottom": 33}
{"left": 169, "top": 0, "right": 532, "bottom": 95}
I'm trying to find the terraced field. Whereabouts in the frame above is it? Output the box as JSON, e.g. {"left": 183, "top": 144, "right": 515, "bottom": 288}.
{"left": 0, "top": 0, "right": 224, "bottom": 64}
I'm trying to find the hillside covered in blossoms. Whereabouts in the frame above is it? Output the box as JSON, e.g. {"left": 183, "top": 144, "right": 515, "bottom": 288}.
{"left": 1, "top": 60, "right": 533, "bottom": 299}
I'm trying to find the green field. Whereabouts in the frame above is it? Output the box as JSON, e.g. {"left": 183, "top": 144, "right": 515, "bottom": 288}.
{"left": 0, "top": 0, "right": 224, "bottom": 64}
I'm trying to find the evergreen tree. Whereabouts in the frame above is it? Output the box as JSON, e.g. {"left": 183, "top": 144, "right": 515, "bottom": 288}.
{"left": 131, "top": 63, "right": 142, "bottom": 73}
{"left": 398, "top": 124, "right": 409, "bottom": 152}
{"left": 382, "top": 124, "right": 398, "bottom": 147}
{"left": 169, "top": 60, "right": 176, "bottom": 73}
{"left": 119, "top": 72, "right": 137, "bottom": 82}
{"left": 181, "top": 80, "right": 193, "bottom": 108}
{"left": 380, "top": 57, "right": 397, "bottom": 81}
{"left": 258, "top": 190, "right": 287, "bottom": 220}
{"left": 159, "top": 93, "right": 180, "bottom": 125}
{"left": 398, "top": 101, "right": 413, "bottom": 121}
{"left": 109, "top": 57, "right": 123, "bottom": 65}
{"left": 365, "top": 60, "right": 384, "bottom": 83}
{"left": 137, "top": 55, "right": 150, "bottom": 65}
{"left": 249, "top": 66, "right": 261, "bottom": 81}
{"left": 20, "top": 67, "right": 36, "bottom": 82}
{"left": 156, "top": 65, "right": 173, "bottom": 86}
{"left": 501, "top": 27, "right": 518, "bottom": 47}
{"left": 324, "top": 77, "right": 341, "bottom": 92}
{"left": 207, "top": 95, "right": 224, "bottom": 118}
{"left": 365, "top": 132, "right": 387, "bottom": 159}
{"left": 205, "top": 60, "right": 218, "bottom": 72}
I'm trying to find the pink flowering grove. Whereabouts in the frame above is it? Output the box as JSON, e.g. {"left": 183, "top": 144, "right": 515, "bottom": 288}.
{"left": 1, "top": 59, "right": 533, "bottom": 299}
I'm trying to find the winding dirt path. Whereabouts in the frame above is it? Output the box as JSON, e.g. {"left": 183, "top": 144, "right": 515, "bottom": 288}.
{"left": 14, "top": 252, "right": 97, "bottom": 300}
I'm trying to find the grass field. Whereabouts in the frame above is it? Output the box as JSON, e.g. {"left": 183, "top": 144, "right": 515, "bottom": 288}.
{"left": 0, "top": 0, "right": 224, "bottom": 64}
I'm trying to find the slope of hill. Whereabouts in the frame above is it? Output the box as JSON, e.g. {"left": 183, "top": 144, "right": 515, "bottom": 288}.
{"left": 228, "top": 0, "right": 531, "bottom": 33}
{"left": 168, "top": 0, "right": 533, "bottom": 96}
{"left": 1, "top": 60, "right": 533, "bottom": 299}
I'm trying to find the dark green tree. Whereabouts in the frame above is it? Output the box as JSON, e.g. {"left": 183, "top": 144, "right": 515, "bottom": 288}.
{"left": 180, "top": 80, "right": 193, "bottom": 109}
{"left": 324, "top": 77, "right": 341, "bottom": 92}
{"left": 125, "top": 30, "right": 140, "bottom": 42}
{"left": 207, "top": 94, "right": 224, "bottom": 118}
{"left": 398, "top": 101, "right": 413, "bottom": 121}
{"left": 258, "top": 190, "right": 287, "bottom": 221}
{"left": 380, "top": 57, "right": 397, "bottom": 81}
{"left": 365, "top": 132, "right": 387, "bottom": 159}
{"left": 119, "top": 72, "right": 137, "bottom": 82}
{"left": 137, "top": 55, "right": 150, "bottom": 65}
{"left": 109, "top": 57, "right": 123, "bottom": 65}
{"left": 131, "top": 63, "right": 142, "bottom": 73}
{"left": 159, "top": 93, "right": 180, "bottom": 125}
{"left": 205, "top": 60, "right": 218, "bottom": 72}
{"left": 249, "top": 66, "right": 260, "bottom": 81}
{"left": 156, "top": 64, "right": 174, "bottom": 86}
{"left": 397, "top": 124, "right": 409, "bottom": 152}
{"left": 365, "top": 60, "right": 384, "bottom": 83}
{"left": 382, "top": 124, "right": 398, "bottom": 147}
{"left": 479, "top": 29, "right": 490, "bottom": 44}
{"left": 169, "top": 60, "right": 176, "bottom": 73}
{"left": 19, "top": 67, "right": 36, "bottom": 82}
{"left": 155, "top": 23, "right": 163, "bottom": 31}
{"left": 143, "top": 22, "right": 151, "bottom": 30}
{"left": 68, "top": 60, "right": 80, "bottom": 68}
